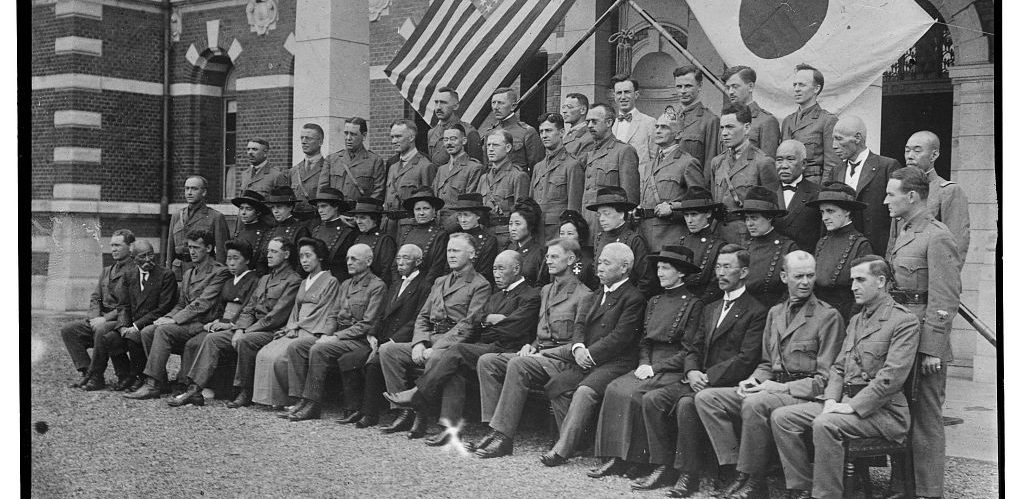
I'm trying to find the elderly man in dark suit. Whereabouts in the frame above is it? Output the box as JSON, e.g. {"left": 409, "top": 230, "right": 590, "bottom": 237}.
{"left": 773, "top": 140, "right": 822, "bottom": 252}
{"left": 771, "top": 256, "right": 920, "bottom": 499}
{"left": 580, "top": 103, "right": 641, "bottom": 235}
{"left": 290, "top": 123, "right": 327, "bottom": 221}
{"left": 695, "top": 251, "right": 846, "bottom": 498}
{"left": 828, "top": 114, "right": 900, "bottom": 254}
{"left": 640, "top": 244, "right": 767, "bottom": 498}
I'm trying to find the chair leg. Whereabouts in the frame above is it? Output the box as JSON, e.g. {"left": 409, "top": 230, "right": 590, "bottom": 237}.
{"left": 855, "top": 460, "right": 872, "bottom": 498}
{"left": 844, "top": 461, "right": 858, "bottom": 498}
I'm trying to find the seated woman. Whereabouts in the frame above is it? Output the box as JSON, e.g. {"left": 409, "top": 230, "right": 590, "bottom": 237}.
{"left": 252, "top": 237, "right": 340, "bottom": 409}
{"left": 308, "top": 187, "right": 358, "bottom": 281}
{"left": 446, "top": 193, "right": 499, "bottom": 285}
{"left": 588, "top": 246, "right": 705, "bottom": 489}
{"left": 349, "top": 197, "right": 398, "bottom": 287}
{"left": 733, "top": 186, "right": 796, "bottom": 307}
{"left": 503, "top": 197, "right": 546, "bottom": 286}
{"left": 806, "top": 182, "right": 872, "bottom": 321}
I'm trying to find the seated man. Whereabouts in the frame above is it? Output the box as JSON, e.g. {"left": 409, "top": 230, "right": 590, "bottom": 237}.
{"left": 284, "top": 244, "right": 387, "bottom": 421}
{"left": 770, "top": 256, "right": 919, "bottom": 499}
{"left": 384, "top": 249, "right": 541, "bottom": 446}
{"left": 472, "top": 237, "right": 592, "bottom": 458}
{"left": 172, "top": 237, "right": 302, "bottom": 408}
{"left": 125, "top": 229, "right": 231, "bottom": 399}
{"left": 103, "top": 240, "right": 178, "bottom": 392}
{"left": 61, "top": 229, "right": 136, "bottom": 389}
{"left": 378, "top": 233, "right": 491, "bottom": 438}
{"left": 694, "top": 251, "right": 846, "bottom": 498}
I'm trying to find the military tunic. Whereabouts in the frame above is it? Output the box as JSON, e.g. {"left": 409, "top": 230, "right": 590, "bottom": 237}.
{"left": 677, "top": 101, "right": 720, "bottom": 176}
{"left": 503, "top": 237, "right": 546, "bottom": 287}
{"left": 780, "top": 103, "right": 839, "bottom": 182}
{"left": 290, "top": 156, "right": 325, "bottom": 220}
{"left": 745, "top": 231, "right": 797, "bottom": 307}
{"left": 708, "top": 142, "right": 782, "bottom": 245}
{"left": 382, "top": 151, "right": 437, "bottom": 234}
{"left": 888, "top": 168, "right": 971, "bottom": 266}
{"left": 480, "top": 118, "right": 544, "bottom": 174}
{"left": 531, "top": 146, "right": 585, "bottom": 240}
{"left": 581, "top": 135, "right": 641, "bottom": 235}
{"left": 233, "top": 219, "right": 271, "bottom": 275}
{"left": 593, "top": 223, "right": 651, "bottom": 294}
{"left": 680, "top": 224, "right": 726, "bottom": 304}
{"left": 477, "top": 159, "right": 530, "bottom": 246}
{"left": 434, "top": 152, "right": 486, "bottom": 230}
{"left": 310, "top": 217, "right": 358, "bottom": 281}
{"left": 428, "top": 119, "right": 484, "bottom": 165}
{"left": 814, "top": 223, "right": 872, "bottom": 321}
{"left": 747, "top": 101, "right": 781, "bottom": 159}
{"left": 354, "top": 227, "right": 397, "bottom": 287}
{"left": 562, "top": 122, "right": 595, "bottom": 159}
{"left": 396, "top": 219, "right": 450, "bottom": 282}
{"left": 638, "top": 145, "right": 705, "bottom": 251}
{"left": 239, "top": 162, "right": 290, "bottom": 197}
{"left": 318, "top": 146, "right": 387, "bottom": 202}
{"left": 165, "top": 202, "right": 230, "bottom": 280}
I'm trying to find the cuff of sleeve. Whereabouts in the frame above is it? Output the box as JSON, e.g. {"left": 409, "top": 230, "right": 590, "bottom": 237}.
{"left": 571, "top": 343, "right": 584, "bottom": 352}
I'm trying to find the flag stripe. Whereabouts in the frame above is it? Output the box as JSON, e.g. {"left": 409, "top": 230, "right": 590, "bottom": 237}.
{"left": 385, "top": 0, "right": 457, "bottom": 78}
{"left": 388, "top": 0, "right": 469, "bottom": 93}
{"left": 405, "top": 6, "right": 485, "bottom": 113}
{"left": 399, "top": 1, "right": 478, "bottom": 100}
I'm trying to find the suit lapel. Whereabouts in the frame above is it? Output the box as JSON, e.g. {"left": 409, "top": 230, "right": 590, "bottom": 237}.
{"left": 442, "top": 272, "right": 468, "bottom": 298}
{"left": 709, "top": 294, "right": 745, "bottom": 346}
{"left": 546, "top": 279, "right": 573, "bottom": 308}
{"left": 780, "top": 301, "right": 808, "bottom": 341}
{"left": 856, "top": 153, "right": 879, "bottom": 194}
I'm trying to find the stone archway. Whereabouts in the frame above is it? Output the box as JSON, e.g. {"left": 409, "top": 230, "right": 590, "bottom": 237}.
{"left": 626, "top": 23, "right": 689, "bottom": 117}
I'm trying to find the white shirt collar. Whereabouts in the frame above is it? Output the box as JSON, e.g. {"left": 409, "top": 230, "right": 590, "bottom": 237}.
{"left": 783, "top": 175, "right": 803, "bottom": 187}
{"left": 400, "top": 148, "right": 418, "bottom": 163}
{"left": 722, "top": 285, "right": 747, "bottom": 301}
{"left": 233, "top": 270, "right": 252, "bottom": 285}
{"left": 851, "top": 148, "right": 870, "bottom": 165}
{"left": 403, "top": 270, "right": 420, "bottom": 282}
{"left": 603, "top": 277, "right": 629, "bottom": 294}
{"left": 503, "top": 277, "right": 526, "bottom": 292}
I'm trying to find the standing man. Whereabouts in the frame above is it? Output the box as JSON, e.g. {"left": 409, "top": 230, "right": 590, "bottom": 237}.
{"left": 433, "top": 123, "right": 486, "bottom": 231}
{"left": 61, "top": 229, "right": 137, "bottom": 388}
{"left": 165, "top": 176, "right": 229, "bottom": 280}
{"left": 830, "top": 115, "right": 900, "bottom": 255}
{"left": 722, "top": 66, "right": 780, "bottom": 158}
{"left": 478, "top": 130, "right": 531, "bottom": 246}
{"left": 291, "top": 123, "right": 327, "bottom": 221}
{"left": 695, "top": 251, "right": 845, "bottom": 498}
{"left": 884, "top": 167, "right": 962, "bottom": 499}
{"left": 481, "top": 87, "right": 544, "bottom": 174}
{"left": 771, "top": 256, "right": 920, "bottom": 499}
{"left": 673, "top": 65, "right": 720, "bottom": 174}
{"left": 561, "top": 93, "right": 594, "bottom": 158}
{"left": 382, "top": 119, "right": 436, "bottom": 236}
{"left": 240, "top": 138, "right": 289, "bottom": 197}
{"left": 609, "top": 74, "right": 656, "bottom": 185}
{"left": 773, "top": 140, "right": 822, "bottom": 252}
{"left": 637, "top": 113, "right": 704, "bottom": 252}
{"left": 708, "top": 104, "right": 781, "bottom": 245}
{"left": 781, "top": 64, "right": 839, "bottom": 184}
{"left": 427, "top": 86, "right": 484, "bottom": 165}
{"left": 898, "top": 130, "right": 970, "bottom": 262}
{"left": 580, "top": 102, "right": 641, "bottom": 235}
{"left": 532, "top": 113, "right": 585, "bottom": 239}
{"left": 319, "top": 117, "right": 387, "bottom": 205}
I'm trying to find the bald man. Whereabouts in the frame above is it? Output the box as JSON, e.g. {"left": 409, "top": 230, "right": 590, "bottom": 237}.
{"left": 384, "top": 250, "right": 541, "bottom": 446}
{"left": 892, "top": 131, "right": 970, "bottom": 264}
{"left": 828, "top": 115, "right": 900, "bottom": 254}
{"left": 166, "top": 176, "right": 230, "bottom": 280}
{"left": 773, "top": 140, "right": 822, "bottom": 252}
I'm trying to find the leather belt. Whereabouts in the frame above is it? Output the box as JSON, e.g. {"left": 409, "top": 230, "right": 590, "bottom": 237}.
{"left": 635, "top": 208, "right": 659, "bottom": 219}
{"left": 843, "top": 382, "right": 868, "bottom": 398}
{"left": 489, "top": 215, "right": 510, "bottom": 226}
{"left": 775, "top": 371, "right": 814, "bottom": 383}
{"left": 891, "top": 289, "right": 928, "bottom": 305}
{"left": 431, "top": 319, "right": 455, "bottom": 335}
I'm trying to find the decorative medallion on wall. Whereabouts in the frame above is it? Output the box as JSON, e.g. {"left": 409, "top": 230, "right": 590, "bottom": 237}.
{"left": 369, "top": 0, "right": 391, "bottom": 21}
{"left": 170, "top": 10, "right": 182, "bottom": 42}
{"left": 246, "top": 0, "right": 279, "bottom": 36}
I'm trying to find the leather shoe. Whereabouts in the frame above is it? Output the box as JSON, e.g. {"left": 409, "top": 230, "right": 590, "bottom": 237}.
{"left": 475, "top": 431, "right": 512, "bottom": 459}
{"left": 82, "top": 377, "right": 106, "bottom": 391}
{"left": 167, "top": 385, "right": 204, "bottom": 407}
{"left": 168, "top": 382, "right": 188, "bottom": 397}
{"left": 126, "top": 377, "right": 145, "bottom": 393}
{"left": 587, "top": 457, "right": 627, "bottom": 478}
{"left": 123, "top": 379, "right": 162, "bottom": 399}
{"left": 667, "top": 473, "right": 700, "bottom": 498}
{"left": 279, "top": 399, "right": 308, "bottom": 419}
{"left": 723, "top": 471, "right": 751, "bottom": 497}
{"left": 467, "top": 429, "right": 498, "bottom": 453}
{"left": 354, "top": 414, "right": 379, "bottom": 428}
{"left": 69, "top": 371, "right": 89, "bottom": 389}
{"left": 407, "top": 412, "right": 428, "bottom": 439}
{"left": 729, "top": 475, "right": 766, "bottom": 499}
{"left": 381, "top": 409, "right": 415, "bottom": 433}
{"left": 110, "top": 376, "right": 134, "bottom": 391}
{"left": 424, "top": 431, "right": 450, "bottom": 447}
{"left": 289, "top": 400, "right": 322, "bottom": 421}
{"left": 336, "top": 410, "right": 364, "bottom": 425}
{"left": 631, "top": 465, "right": 678, "bottom": 490}
{"left": 625, "top": 463, "right": 650, "bottom": 480}
{"left": 226, "top": 389, "right": 252, "bottom": 408}
{"left": 788, "top": 490, "right": 812, "bottom": 499}
{"left": 539, "top": 450, "right": 568, "bottom": 467}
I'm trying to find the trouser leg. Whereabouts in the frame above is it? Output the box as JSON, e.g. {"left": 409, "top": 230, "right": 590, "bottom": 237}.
{"left": 551, "top": 386, "right": 601, "bottom": 457}
{"left": 489, "top": 355, "right": 554, "bottom": 437}
{"left": 188, "top": 330, "right": 235, "bottom": 387}
{"left": 143, "top": 323, "right": 201, "bottom": 383}
{"left": 810, "top": 409, "right": 902, "bottom": 499}
{"left": 85, "top": 321, "right": 119, "bottom": 378}
{"left": 673, "top": 394, "right": 710, "bottom": 473}
{"left": 912, "top": 362, "right": 948, "bottom": 497}
{"left": 178, "top": 331, "right": 208, "bottom": 384}
{"left": 379, "top": 342, "right": 417, "bottom": 396}
{"left": 234, "top": 330, "right": 275, "bottom": 389}
{"left": 694, "top": 387, "right": 745, "bottom": 466}
{"left": 770, "top": 402, "right": 822, "bottom": 492}
{"left": 736, "top": 392, "right": 803, "bottom": 475}
{"left": 301, "top": 339, "right": 355, "bottom": 403}
{"left": 121, "top": 328, "right": 146, "bottom": 378}
{"left": 642, "top": 382, "right": 693, "bottom": 466}
{"left": 286, "top": 335, "right": 318, "bottom": 399}
{"left": 477, "top": 353, "right": 514, "bottom": 423}
{"left": 140, "top": 324, "right": 157, "bottom": 356}
{"left": 60, "top": 320, "right": 94, "bottom": 371}
{"left": 361, "top": 355, "right": 387, "bottom": 417}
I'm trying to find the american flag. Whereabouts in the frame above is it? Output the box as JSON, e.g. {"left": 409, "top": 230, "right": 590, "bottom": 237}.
{"left": 384, "top": 0, "right": 575, "bottom": 128}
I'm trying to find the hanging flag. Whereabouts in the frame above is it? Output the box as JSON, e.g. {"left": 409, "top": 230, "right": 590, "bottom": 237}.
{"left": 686, "top": 0, "right": 934, "bottom": 117}
{"left": 384, "top": 0, "right": 575, "bottom": 128}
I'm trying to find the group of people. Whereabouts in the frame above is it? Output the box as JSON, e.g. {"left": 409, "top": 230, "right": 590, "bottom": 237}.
{"left": 59, "top": 62, "right": 968, "bottom": 499}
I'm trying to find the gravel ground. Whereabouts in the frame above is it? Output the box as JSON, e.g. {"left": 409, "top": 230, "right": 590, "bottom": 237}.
{"left": 30, "top": 314, "right": 999, "bottom": 498}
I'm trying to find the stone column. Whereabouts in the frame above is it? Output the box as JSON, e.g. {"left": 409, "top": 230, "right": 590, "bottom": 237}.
{"left": 291, "top": 0, "right": 370, "bottom": 162}
{"left": 42, "top": 184, "right": 104, "bottom": 312}
{"left": 559, "top": 0, "right": 616, "bottom": 105}
{"left": 947, "top": 62, "right": 996, "bottom": 383}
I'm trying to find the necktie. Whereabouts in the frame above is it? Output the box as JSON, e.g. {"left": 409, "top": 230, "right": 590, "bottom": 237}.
{"left": 140, "top": 272, "right": 149, "bottom": 290}
{"left": 782, "top": 184, "right": 797, "bottom": 192}
{"left": 601, "top": 291, "right": 609, "bottom": 306}
{"left": 848, "top": 160, "right": 862, "bottom": 177}
{"left": 717, "top": 299, "right": 733, "bottom": 327}
{"left": 398, "top": 276, "right": 411, "bottom": 296}
{"left": 617, "top": 114, "right": 632, "bottom": 122}
{"left": 787, "top": 301, "right": 803, "bottom": 325}
{"left": 657, "top": 150, "right": 666, "bottom": 163}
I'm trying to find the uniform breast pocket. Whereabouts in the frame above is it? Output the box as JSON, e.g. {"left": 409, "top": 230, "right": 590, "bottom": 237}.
{"left": 594, "top": 164, "right": 617, "bottom": 186}
{"left": 656, "top": 177, "right": 682, "bottom": 200}
{"left": 510, "top": 140, "right": 526, "bottom": 157}
{"left": 546, "top": 309, "right": 577, "bottom": 342}
{"left": 857, "top": 340, "right": 890, "bottom": 376}
{"left": 895, "top": 256, "right": 928, "bottom": 290}
{"left": 348, "top": 301, "right": 367, "bottom": 319}
{"left": 801, "top": 136, "right": 822, "bottom": 161}
{"left": 548, "top": 174, "right": 568, "bottom": 199}
{"left": 266, "top": 281, "right": 287, "bottom": 301}
{"left": 788, "top": 340, "right": 819, "bottom": 372}
{"left": 680, "top": 133, "right": 704, "bottom": 150}
{"left": 356, "top": 174, "right": 375, "bottom": 192}
{"left": 399, "top": 179, "right": 420, "bottom": 198}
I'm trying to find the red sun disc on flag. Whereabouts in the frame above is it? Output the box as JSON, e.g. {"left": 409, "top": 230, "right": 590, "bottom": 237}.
{"left": 739, "top": 0, "right": 829, "bottom": 59}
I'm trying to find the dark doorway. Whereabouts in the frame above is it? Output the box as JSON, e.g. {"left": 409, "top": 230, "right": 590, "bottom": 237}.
{"left": 517, "top": 51, "right": 549, "bottom": 129}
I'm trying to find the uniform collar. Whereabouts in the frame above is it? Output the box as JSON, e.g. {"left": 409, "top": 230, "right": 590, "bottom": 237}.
{"left": 400, "top": 148, "right": 418, "bottom": 163}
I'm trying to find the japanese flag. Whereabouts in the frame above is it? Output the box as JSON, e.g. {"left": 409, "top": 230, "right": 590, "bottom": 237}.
{"left": 687, "top": 0, "right": 934, "bottom": 118}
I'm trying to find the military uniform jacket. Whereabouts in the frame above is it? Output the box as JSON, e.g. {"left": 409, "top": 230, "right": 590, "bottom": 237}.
{"left": 583, "top": 135, "right": 641, "bottom": 206}
{"left": 235, "top": 264, "right": 302, "bottom": 333}
{"left": 433, "top": 153, "right": 486, "bottom": 208}
{"left": 534, "top": 275, "right": 592, "bottom": 349}
{"left": 462, "top": 225, "right": 499, "bottom": 284}
{"left": 752, "top": 294, "right": 845, "bottom": 399}
{"left": 885, "top": 210, "right": 961, "bottom": 360}
{"left": 384, "top": 151, "right": 437, "bottom": 219}
{"left": 774, "top": 177, "right": 822, "bottom": 252}
{"left": 412, "top": 267, "right": 492, "bottom": 349}
{"left": 888, "top": 168, "right": 971, "bottom": 263}
{"left": 814, "top": 223, "right": 872, "bottom": 320}
{"left": 681, "top": 224, "right": 726, "bottom": 304}
{"left": 563, "top": 123, "right": 595, "bottom": 159}
{"left": 745, "top": 232, "right": 797, "bottom": 308}
{"left": 481, "top": 118, "right": 544, "bottom": 173}
{"left": 234, "top": 220, "right": 271, "bottom": 275}
{"left": 643, "top": 286, "right": 704, "bottom": 371}
{"left": 330, "top": 271, "right": 387, "bottom": 342}
{"left": 641, "top": 146, "right": 705, "bottom": 215}
{"left": 781, "top": 103, "right": 840, "bottom": 179}
{"left": 747, "top": 102, "right": 781, "bottom": 159}
{"left": 268, "top": 216, "right": 312, "bottom": 247}
{"left": 380, "top": 270, "right": 432, "bottom": 343}
{"left": 354, "top": 228, "right": 397, "bottom": 286}
{"left": 166, "top": 202, "right": 230, "bottom": 267}
{"left": 285, "top": 271, "right": 340, "bottom": 335}
{"left": 291, "top": 156, "right": 325, "bottom": 217}
{"left": 531, "top": 146, "right": 585, "bottom": 226}
{"left": 477, "top": 160, "right": 530, "bottom": 219}
{"left": 397, "top": 220, "right": 450, "bottom": 281}
{"left": 212, "top": 271, "right": 260, "bottom": 323}
{"left": 677, "top": 101, "right": 720, "bottom": 175}
{"left": 504, "top": 238, "right": 546, "bottom": 287}
{"left": 90, "top": 260, "right": 135, "bottom": 320}
{"left": 240, "top": 162, "right": 290, "bottom": 197}
{"left": 824, "top": 295, "right": 919, "bottom": 439}
{"left": 594, "top": 224, "right": 650, "bottom": 290}
{"left": 428, "top": 119, "right": 484, "bottom": 165}
{"left": 473, "top": 282, "right": 542, "bottom": 350}
{"left": 116, "top": 265, "right": 177, "bottom": 330}
{"left": 677, "top": 290, "right": 767, "bottom": 387}
{"left": 167, "top": 258, "right": 232, "bottom": 325}
{"left": 320, "top": 146, "right": 387, "bottom": 202}
{"left": 709, "top": 142, "right": 781, "bottom": 212}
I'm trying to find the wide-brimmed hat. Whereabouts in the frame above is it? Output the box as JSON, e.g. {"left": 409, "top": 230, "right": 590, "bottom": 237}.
{"left": 265, "top": 186, "right": 298, "bottom": 204}
{"left": 647, "top": 245, "right": 702, "bottom": 275}
{"left": 348, "top": 197, "right": 385, "bottom": 215}
{"left": 806, "top": 182, "right": 867, "bottom": 211}
{"left": 402, "top": 186, "right": 445, "bottom": 211}
{"left": 671, "top": 186, "right": 723, "bottom": 213}
{"left": 308, "top": 187, "right": 356, "bottom": 211}
{"left": 585, "top": 186, "right": 638, "bottom": 212}
{"left": 732, "top": 185, "right": 787, "bottom": 217}
{"left": 231, "top": 190, "right": 270, "bottom": 214}
{"left": 446, "top": 193, "right": 492, "bottom": 213}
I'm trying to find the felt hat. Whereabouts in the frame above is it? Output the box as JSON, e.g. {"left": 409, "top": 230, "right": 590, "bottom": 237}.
{"left": 401, "top": 186, "right": 445, "bottom": 211}
{"left": 805, "top": 182, "right": 867, "bottom": 211}
{"left": 731, "top": 185, "right": 788, "bottom": 218}
{"left": 231, "top": 190, "right": 270, "bottom": 214}
{"left": 585, "top": 186, "right": 638, "bottom": 212}
{"left": 647, "top": 245, "right": 702, "bottom": 275}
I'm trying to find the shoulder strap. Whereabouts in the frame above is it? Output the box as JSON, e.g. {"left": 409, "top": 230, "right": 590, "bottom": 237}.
{"left": 337, "top": 156, "right": 367, "bottom": 197}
